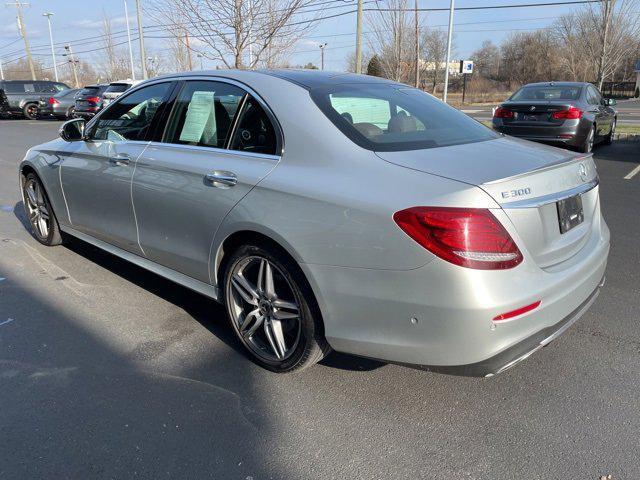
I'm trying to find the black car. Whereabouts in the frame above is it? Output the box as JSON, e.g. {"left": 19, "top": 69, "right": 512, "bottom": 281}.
{"left": 492, "top": 82, "right": 617, "bottom": 153}
{"left": 0, "top": 80, "right": 70, "bottom": 119}
{"left": 74, "top": 84, "right": 109, "bottom": 119}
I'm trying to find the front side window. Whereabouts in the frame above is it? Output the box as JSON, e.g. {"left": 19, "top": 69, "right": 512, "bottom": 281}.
{"left": 164, "top": 80, "right": 245, "bottom": 149}
{"left": 91, "top": 82, "right": 171, "bottom": 141}
{"left": 3, "top": 83, "right": 25, "bottom": 93}
{"left": 311, "top": 84, "right": 495, "bottom": 151}
{"left": 229, "top": 97, "right": 278, "bottom": 155}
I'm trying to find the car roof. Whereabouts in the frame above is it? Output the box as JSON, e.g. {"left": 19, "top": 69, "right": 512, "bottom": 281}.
{"left": 150, "top": 69, "right": 399, "bottom": 90}
{"left": 521, "top": 82, "right": 589, "bottom": 87}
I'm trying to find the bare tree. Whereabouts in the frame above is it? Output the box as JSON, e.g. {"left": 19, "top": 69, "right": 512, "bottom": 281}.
{"left": 366, "top": 0, "right": 415, "bottom": 82}
{"left": 97, "top": 12, "right": 131, "bottom": 80}
{"left": 421, "top": 28, "right": 448, "bottom": 93}
{"left": 470, "top": 40, "right": 500, "bottom": 80}
{"left": 149, "top": 0, "right": 319, "bottom": 69}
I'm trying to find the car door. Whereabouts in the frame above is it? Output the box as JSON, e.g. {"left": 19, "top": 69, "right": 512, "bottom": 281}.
{"left": 60, "top": 81, "right": 174, "bottom": 253}
{"left": 132, "top": 79, "right": 281, "bottom": 283}
{"left": 587, "top": 85, "right": 609, "bottom": 137}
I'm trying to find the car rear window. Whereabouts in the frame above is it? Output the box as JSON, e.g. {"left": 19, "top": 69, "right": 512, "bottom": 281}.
{"left": 80, "top": 87, "right": 102, "bottom": 95}
{"left": 105, "top": 83, "right": 130, "bottom": 94}
{"left": 310, "top": 84, "right": 496, "bottom": 151}
{"left": 510, "top": 86, "right": 582, "bottom": 101}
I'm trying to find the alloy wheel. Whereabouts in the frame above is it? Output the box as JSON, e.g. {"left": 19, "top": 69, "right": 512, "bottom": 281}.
{"left": 24, "top": 178, "right": 50, "bottom": 239}
{"left": 227, "top": 255, "right": 302, "bottom": 362}
{"left": 26, "top": 104, "right": 38, "bottom": 119}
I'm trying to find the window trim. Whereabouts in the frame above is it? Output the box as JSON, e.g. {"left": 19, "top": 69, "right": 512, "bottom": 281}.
{"left": 84, "top": 80, "right": 176, "bottom": 141}
{"left": 157, "top": 75, "right": 284, "bottom": 157}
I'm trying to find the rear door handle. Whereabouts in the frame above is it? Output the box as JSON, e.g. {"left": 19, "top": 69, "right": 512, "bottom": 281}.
{"left": 205, "top": 171, "right": 237, "bottom": 188}
{"left": 109, "top": 154, "right": 131, "bottom": 166}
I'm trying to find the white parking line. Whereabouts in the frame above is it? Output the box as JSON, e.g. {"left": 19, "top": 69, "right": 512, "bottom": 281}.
{"left": 624, "top": 164, "right": 640, "bottom": 180}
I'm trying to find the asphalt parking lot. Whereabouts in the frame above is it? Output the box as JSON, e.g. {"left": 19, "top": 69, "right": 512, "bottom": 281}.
{"left": 1, "top": 119, "right": 639, "bottom": 480}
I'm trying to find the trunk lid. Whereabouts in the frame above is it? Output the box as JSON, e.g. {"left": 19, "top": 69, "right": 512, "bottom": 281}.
{"left": 498, "top": 101, "right": 574, "bottom": 126}
{"left": 376, "top": 136, "right": 599, "bottom": 268}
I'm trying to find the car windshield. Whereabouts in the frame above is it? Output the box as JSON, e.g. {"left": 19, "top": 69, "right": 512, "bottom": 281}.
{"left": 311, "top": 84, "right": 496, "bottom": 151}
{"left": 510, "top": 86, "right": 582, "bottom": 101}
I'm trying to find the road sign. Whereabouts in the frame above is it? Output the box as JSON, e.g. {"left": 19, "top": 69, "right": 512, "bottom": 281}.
{"left": 460, "top": 60, "right": 473, "bottom": 74}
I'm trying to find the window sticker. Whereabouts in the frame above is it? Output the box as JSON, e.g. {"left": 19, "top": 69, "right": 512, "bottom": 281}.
{"left": 179, "top": 91, "right": 217, "bottom": 144}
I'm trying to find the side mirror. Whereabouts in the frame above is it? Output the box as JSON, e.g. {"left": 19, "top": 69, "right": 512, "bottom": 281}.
{"left": 59, "top": 118, "right": 85, "bottom": 142}
{"left": 606, "top": 98, "right": 617, "bottom": 106}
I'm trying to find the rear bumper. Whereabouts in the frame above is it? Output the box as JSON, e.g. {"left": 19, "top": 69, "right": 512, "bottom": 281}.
{"left": 493, "top": 120, "right": 588, "bottom": 147}
{"left": 302, "top": 213, "right": 610, "bottom": 375}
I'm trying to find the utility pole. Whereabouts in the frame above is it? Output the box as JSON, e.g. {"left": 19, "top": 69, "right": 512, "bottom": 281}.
{"left": 7, "top": 1, "right": 36, "bottom": 80}
{"left": 135, "top": 0, "right": 147, "bottom": 79}
{"left": 42, "top": 12, "right": 58, "bottom": 82}
{"left": 355, "top": 0, "right": 363, "bottom": 74}
{"left": 442, "top": 0, "right": 455, "bottom": 102}
{"left": 319, "top": 43, "right": 327, "bottom": 70}
{"left": 124, "top": 0, "right": 136, "bottom": 80}
{"left": 414, "top": 0, "right": 419, "bottom": 88}
{"left": 197, "top": 53, "right": 204, "bottom": 70}
{"left": 0, "top": 57, "right": 4, "bottom": 80}
{"left": 63, "top": 44, "right": 79, "bottom": 88}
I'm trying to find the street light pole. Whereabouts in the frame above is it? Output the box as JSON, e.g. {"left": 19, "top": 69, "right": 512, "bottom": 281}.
{"left": 135, "top": 0, "right": 147, "bottom": 79}
{"left": 42, "top": 12, "right": 58, "bottom": 82}
{"left": 414, "top": 0, "right": 419, "bottom": 88}
{"left": 123, "top": 0, "right": 136, "bottom": 80}
{"left": 319, "top": 43, "right": 327, "bottom": 70}
{"left": 0, "top": 57, "right": 4, "bottom": 80}
{"left": 442, "top": 0, "right": 455, "bottom": 102}
{"left": 355, "top": 0, "right": 363, "bottom": 74}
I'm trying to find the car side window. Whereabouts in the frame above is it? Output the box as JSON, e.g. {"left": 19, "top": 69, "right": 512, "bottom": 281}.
{"left": 164, "top": 80, "right": 245, "bottom": 149}
{"left": 229, "top": 97, "right": 278, "bottom": 155}
{"left": 90, "top": 82, "right": 171, "bottom": 142}
{"left": 587, "top": 86, "right": 600, "bottom": 105}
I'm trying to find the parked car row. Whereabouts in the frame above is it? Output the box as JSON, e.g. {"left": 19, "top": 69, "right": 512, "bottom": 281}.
{"left": 0, "top": 79, "right": 139, "bottom": 121}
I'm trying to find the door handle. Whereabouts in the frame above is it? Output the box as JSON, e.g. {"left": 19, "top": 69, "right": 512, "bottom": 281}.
{"left": 205, "top": 171, "right": 237, "bottom": 188}
{"left": 109, "top": 154, "right": 131, "bottom": 166}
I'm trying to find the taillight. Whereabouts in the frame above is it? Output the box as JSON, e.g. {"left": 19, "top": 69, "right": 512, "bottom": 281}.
{"left": 493, "top": 107, "right": 514, "bottom": 119}
{"left": 86, "top": 96, "right": 100, "bottom": 104}
{"left": 551, "top": 106, "right": 582, "bottom": 120}
{"left": 393, "top": 207, "right": 523, "bottom": 270}
{"left": 48, "top": 97, "right": 58, "bottom": 105}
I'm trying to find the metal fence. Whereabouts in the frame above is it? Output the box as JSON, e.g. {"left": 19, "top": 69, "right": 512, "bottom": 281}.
{"left": 600, "top": 81, "right": 637, "bottom": 98}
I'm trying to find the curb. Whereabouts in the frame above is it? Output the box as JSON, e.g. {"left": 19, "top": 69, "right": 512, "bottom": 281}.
{"left": 614, "top": 133, "right": 640, "bottom": 143}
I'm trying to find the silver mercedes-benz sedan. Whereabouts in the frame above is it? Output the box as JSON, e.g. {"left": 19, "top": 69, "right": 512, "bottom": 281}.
{"left": 19, "top": 70, "right": 610, "bottom": 376}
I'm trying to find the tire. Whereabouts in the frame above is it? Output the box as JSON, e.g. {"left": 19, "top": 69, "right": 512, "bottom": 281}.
{"left": 23, "top": 103, "right": 38, "bottom": 120}
{"left": 604, "top": 118, "right": 616, "bottom": 145}
{"left": 66, "top": 106, "right": 75, "bottom": 119}
{"left": 579, "top": 125, "right": 595, "bottom": 153}
{"left": 223, "top": 243, "right": 329, "bottom": 373}
{"left": 22, "top": 172, "right": 63, "bottom": 246}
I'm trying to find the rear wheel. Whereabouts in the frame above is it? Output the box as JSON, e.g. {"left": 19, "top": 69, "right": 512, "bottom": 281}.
{"left": 604, "top": 118, "right": 616, "bottom": 145}
{"left": 22, "top": 173, "right": 62, "bottom": 246}
{"left": 223, "top": 243, "right": 329, "bottom": 373}
{"left": 66, "top": 106, "right": 75, "bottom": 119}
{"left": 23, "top": 103, "right": 38, "bottom": 120}
{"left": 579, "top": 125, "right": 595, "bottom": 153}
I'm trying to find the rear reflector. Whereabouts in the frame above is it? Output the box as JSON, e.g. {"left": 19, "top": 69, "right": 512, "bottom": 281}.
{"left": 493, "top": 300, "right": 541, "bottom": 321}
{"left": 393, "top": 207, "right": 523, "bottom": 270}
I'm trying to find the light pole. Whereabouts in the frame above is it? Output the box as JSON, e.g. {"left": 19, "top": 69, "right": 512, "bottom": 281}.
{"left": 319, "top": 43, "right": 327, "bottom": 70}
{"left": 0, "top": 57, "right": 4, "bottom": 80}
{"left": 123, "top": 0, "right": 136, "bottom": 80}
{"left": 197, "top": 53, "right": 204, "bottom": 70}
{"left": 42, "top": 12, "right": 58, "bottom": 82}
{"left": 442, "top": 0, "right": 455, "bottom": 102}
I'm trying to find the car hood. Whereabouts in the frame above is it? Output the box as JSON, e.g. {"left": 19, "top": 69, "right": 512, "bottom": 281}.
{"left": 374, "top": 136, "right": 581, "bottom": 186}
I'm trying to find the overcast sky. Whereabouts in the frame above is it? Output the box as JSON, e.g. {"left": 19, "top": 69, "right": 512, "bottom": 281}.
{"left": 0, "top": 0, "right": 583, "bottom": 73}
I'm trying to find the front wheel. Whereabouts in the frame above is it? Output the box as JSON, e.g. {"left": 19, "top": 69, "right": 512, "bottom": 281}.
{"left": 22, "top": 173, "right": 63, "bottom": 246}
{"left": 579, "top": 125, "right": 595, "bottom": 153}
{"left": 604, "top": 118, "right": 616, "bottom": 145}
{"left": 223, "top": 243, "right": 329, "bottom": 373}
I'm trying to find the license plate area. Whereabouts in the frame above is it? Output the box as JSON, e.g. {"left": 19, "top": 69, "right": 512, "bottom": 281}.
{"left": 557, "top": 194, "right": 584, "bottom": 234}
